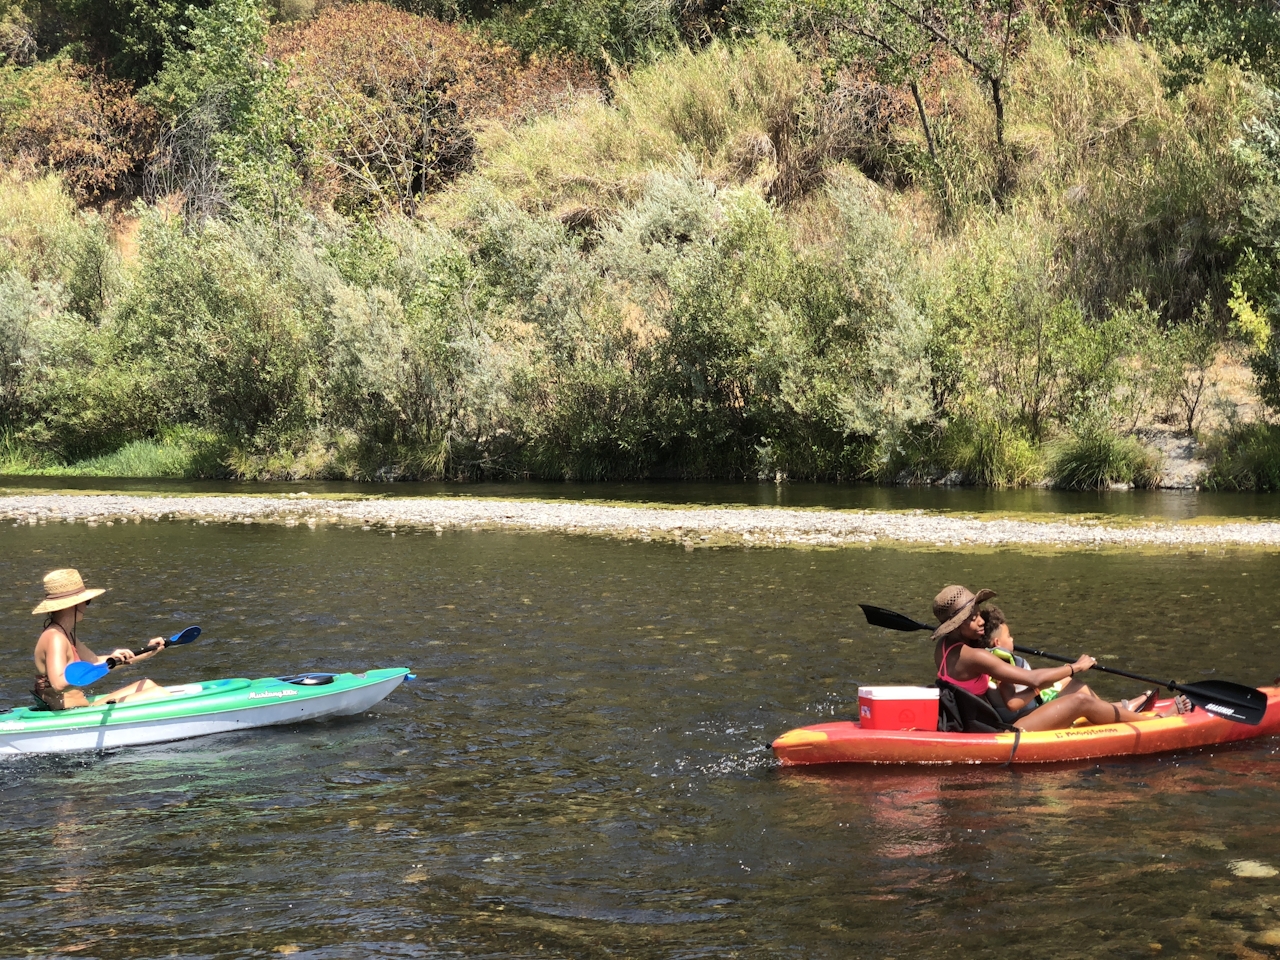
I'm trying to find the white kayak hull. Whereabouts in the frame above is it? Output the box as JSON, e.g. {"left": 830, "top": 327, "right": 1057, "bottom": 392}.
{"left": 0, "top": 669, "right": 408, "bottom": 755}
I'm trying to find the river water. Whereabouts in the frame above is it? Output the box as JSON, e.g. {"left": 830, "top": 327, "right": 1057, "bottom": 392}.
{"left": 3, "top": 519, "right": 1280, "bottom": 958}
{"left": 11, "top": 475, "right": 1280, "bottom": 519}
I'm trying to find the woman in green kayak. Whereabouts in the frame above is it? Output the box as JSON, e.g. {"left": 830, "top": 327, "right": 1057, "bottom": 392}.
{"left": 31, "top": 568, "right": 167, "bottom": 710}
{"left": 933, "top": 585, "right": 1188, "bottom": 730}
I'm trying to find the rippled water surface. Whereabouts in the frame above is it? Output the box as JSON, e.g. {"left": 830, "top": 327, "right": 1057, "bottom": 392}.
{"left": 3, "top": 522, "right": 1280, "bottom": 958}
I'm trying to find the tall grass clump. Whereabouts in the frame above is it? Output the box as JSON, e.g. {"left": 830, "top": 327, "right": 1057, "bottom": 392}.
{"left": 1201, "top": 423, "right": 1280, "bottom": 491}
{"left": 61, "top": 436, "right": 208, "bottom": 478}
{"left": 1047, "top": 427, "right": 1161, "bottom": 489}
{"left": 0, "top": 171, "right": 118, "bottom": 318}
{"left": 942, "top": 419, "right": 1044, "bottom": 486}
{"left": 472, "top": 39, "right": 811, "bottom": 215}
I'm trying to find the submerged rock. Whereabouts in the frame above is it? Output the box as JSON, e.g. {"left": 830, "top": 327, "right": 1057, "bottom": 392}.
{"left": 1229, "top": 859, "right": 1279, "bottom": 878}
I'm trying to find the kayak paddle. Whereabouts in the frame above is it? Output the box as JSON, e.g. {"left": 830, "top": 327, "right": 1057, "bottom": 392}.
{"left": 858, "top": 603, "right": 1268, "bottom": 726}
{"left": 64, "top": 626, "right": 201, "bottom": 687}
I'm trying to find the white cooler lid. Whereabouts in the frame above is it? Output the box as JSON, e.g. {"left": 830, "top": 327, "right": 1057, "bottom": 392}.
{"left": 857, "top": 685, "right": 939, "bottom": 700}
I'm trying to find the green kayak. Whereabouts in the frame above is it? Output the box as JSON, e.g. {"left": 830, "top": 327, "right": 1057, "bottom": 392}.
{"left": 0, "top": 668, "right": 409, "bottom": 755}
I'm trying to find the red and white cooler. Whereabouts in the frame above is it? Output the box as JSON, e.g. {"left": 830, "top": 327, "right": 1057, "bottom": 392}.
{"left": 857, "top": 686, "right": 940, "bottom": 731}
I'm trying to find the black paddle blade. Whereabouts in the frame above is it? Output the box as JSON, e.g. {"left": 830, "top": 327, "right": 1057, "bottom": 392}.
{"left": 1175, "top": 679, "right": 1269, "bottom": 726}
{"left": 859, "top": 604, "right": 933, "bottom": 633}
{"left": 168, "top": 625, "right": 201, "bottom": 647}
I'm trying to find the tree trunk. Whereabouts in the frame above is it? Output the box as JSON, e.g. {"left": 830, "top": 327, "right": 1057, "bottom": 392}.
{"left": 990, "top": 74, "right": 1004, "bottom": 149}
{"left": 909, "top": 81, "right": 936, "bottom": 161}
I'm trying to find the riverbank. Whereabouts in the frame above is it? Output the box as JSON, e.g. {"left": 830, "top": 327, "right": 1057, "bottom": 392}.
{"left": 6, "top": 492, "right": 1280, "bottom": 551}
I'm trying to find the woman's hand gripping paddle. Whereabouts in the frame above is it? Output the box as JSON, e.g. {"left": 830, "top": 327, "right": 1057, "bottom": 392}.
{"left": 64, "top": 626, "right": 201, "bottom": 687}
{"left": 858, "top": 603, "right": 1268, "bottom": 726}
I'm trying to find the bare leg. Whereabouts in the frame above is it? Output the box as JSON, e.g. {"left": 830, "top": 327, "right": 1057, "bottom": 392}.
{"left": 93, "top": 678, "right": 168, "bottom": 705}
{"left": 1055, "top": 678, "right": 1092, "bottom": 698}
{"left": 1015, "top": 690, "right": 1151, "bottom": 731}
{"left": 1043, "top": 681, "right": 1157, "bottom": 716}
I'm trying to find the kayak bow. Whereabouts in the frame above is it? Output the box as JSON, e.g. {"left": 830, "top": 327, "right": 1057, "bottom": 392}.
{"left": 0, "top": 668, "right": 409, "bottom": 755}
{"left": 772, "top": 688, "right": 1280, "bottom": 765}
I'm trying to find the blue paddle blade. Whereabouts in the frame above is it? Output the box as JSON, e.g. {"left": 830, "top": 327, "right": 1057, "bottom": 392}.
{"left": 64, "top": 660, "right": 110, "bottom": 687}
{"left": 168, "top": 625, "right": 201, "bottom": 646}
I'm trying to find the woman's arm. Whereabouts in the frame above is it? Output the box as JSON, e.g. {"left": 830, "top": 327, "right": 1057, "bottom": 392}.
{"left": 81, "top": 640, "right": 145, "bottom": 668}
{"left": 43, "top": 634, "right": 74, "bottom": 691}
{"left": 964, "top": 646, "right": 1093, "bottom": 688}
{"left": 996, "top": 679, "right": 1036, "bottom": 712}
{"left": 129, "top": 638, "right": 165, "bottom": 662}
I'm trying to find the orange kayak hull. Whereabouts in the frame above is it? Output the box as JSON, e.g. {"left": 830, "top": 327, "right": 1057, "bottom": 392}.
{"left": 771, "top": 688, "right": 1280, "bottom": 765}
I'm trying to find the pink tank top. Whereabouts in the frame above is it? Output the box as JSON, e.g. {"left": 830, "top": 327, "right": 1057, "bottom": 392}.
{"left": 937, "top": 638, "right": 990, "bottom": 695}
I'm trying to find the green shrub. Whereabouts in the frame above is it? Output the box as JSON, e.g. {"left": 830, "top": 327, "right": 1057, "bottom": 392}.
{"left": 146, "top": 0, "right": 302, "bottom": 221}
{"left": 485, "top": 0, "right": 680, "bottom": 70}
{"left": 20, "top": 0, "right": 215, "bottom": 87}
{"left": 926, "top": 217, "right": 1171, "bottom": 440}
{"left": 629, "top": 174, "right": 930, "bottom": 478}
{"left": 109, "top": 213, "right": 319, "bottom": 446}
{"left": 1146, "top": 0, "right": 1280, "bottom": 89}
{"left": 0, "top": 270, "right": 54, "bottom": 428}
{"left": 15, "top": 303, "right": 158, "bottom": 461}
{"left": 1047, "top": 427, "right": 1161, "bottom": 490}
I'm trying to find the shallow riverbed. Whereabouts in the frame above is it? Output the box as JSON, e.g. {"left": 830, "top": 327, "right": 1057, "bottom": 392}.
{"left": 3, "top": 521, "right": 1280, "bottom": 958}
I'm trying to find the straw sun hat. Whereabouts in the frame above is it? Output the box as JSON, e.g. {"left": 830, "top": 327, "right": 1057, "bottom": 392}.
{"left": 931, "top": 584, "right": 996, "bottom": 641}
{"left": 31, "top": 568, "right": 106, "bottom": 615}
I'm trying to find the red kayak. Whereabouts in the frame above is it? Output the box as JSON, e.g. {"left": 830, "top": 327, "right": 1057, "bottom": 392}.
{"left": 772, "top": 688, "right": 1280, "bottom": 765}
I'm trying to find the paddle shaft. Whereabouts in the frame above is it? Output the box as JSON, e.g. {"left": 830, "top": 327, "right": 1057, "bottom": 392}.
{"left": 105, "top": 643, "right": 163, "bottom": 669}
{"left": 1012, "top": 645, "right": 1177, "bottom": 690}
{"left": 64, "top": 626, "right": 201, "bottom": 686}
{"left": 105, "top": 626, "right": 201, "bottom": 668}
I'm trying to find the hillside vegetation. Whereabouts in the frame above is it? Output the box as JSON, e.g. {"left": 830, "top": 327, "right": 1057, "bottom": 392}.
{"left": 1, "top": 0, "right": 1279, "bottom": 488}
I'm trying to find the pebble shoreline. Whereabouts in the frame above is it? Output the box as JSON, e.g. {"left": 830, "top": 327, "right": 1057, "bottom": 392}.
{"left": 3, "top": 492, "right": 1280, "bottom": 551}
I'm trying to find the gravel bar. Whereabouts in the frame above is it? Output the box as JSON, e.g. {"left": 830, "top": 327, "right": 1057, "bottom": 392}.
{"left": 5, "top": 492, "right": 1280, "bottom": 551}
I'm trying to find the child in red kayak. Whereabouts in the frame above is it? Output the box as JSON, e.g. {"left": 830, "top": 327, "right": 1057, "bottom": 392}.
{"left": 32, "top": 568, "right": 167, "bottom": 710}
{"left": 983, "top": 606, "right": 1062, "bottom": 715}
{"left": 981, "top": 605, "right": 1159, "bottom": 719}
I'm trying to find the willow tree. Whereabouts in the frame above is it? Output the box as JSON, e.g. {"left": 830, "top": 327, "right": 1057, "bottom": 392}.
{"left": 793, "top": 0, "right": 1025, "bottom": 180}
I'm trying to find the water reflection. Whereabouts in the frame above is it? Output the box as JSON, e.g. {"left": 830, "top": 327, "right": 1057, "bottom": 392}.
{"left": 6, "top": 474, "right": 1280, "bottom": 519}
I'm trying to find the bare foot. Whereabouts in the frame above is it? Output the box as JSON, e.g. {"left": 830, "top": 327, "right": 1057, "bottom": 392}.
{"left": 1155, "top": 694, "right": 1193, "bottom": 718}
{"left": 1123, "top": 690, "right": 1156, "bottom": 713}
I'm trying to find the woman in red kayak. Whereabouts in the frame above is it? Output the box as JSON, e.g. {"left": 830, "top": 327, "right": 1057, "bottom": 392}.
{"left": 933, "top": 585, "right": 1188, "bottom": 730}
{"left": 32, "top": 568, "right": 167, "bottom": 710}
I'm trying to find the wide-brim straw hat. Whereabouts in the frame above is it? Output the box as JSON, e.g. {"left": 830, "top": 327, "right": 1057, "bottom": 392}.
{"left": 32, "top": 568, "right": 106, "bottom": 615}
{"left": 931, "top": 584, "right": 996, "bottom": 641}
